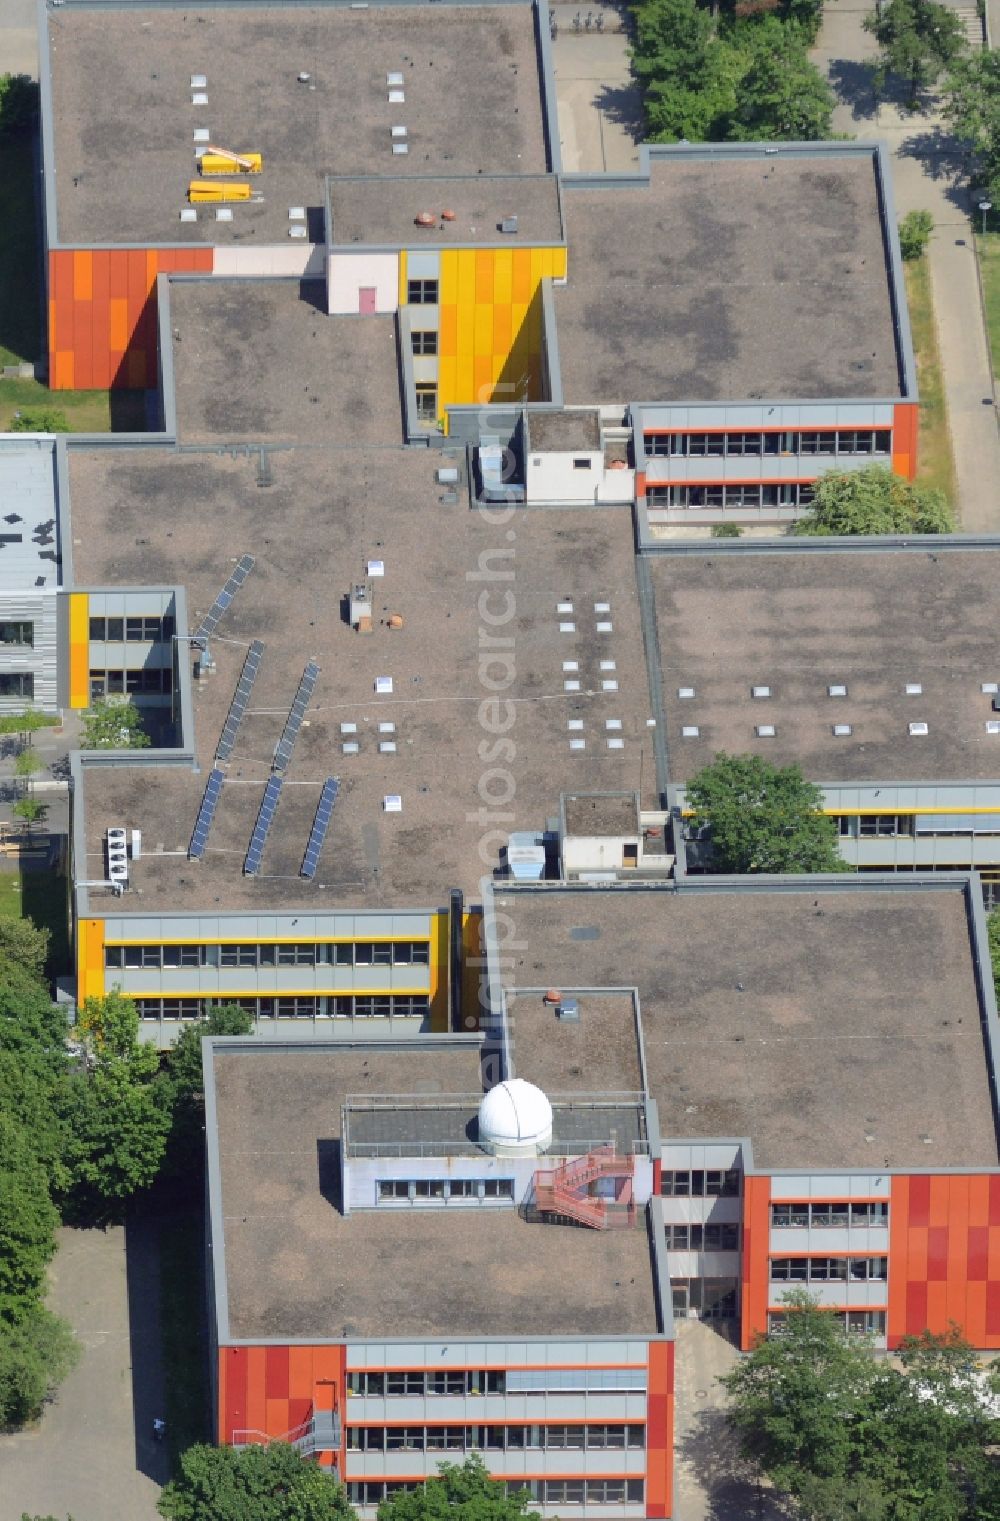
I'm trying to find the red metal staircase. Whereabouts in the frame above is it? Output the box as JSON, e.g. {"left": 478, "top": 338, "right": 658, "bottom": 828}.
{"left": 533, "top": 1145, "right": 636, "bottom": 1229}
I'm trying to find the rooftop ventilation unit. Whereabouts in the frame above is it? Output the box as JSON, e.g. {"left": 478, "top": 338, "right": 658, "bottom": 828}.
{"left": 383, "top": 794, "right": 402, "bottom": 813}
{"left": 387, "top": 71, "right": 404, "bottom": 86}
{"left": 556, "top": 998, "right": 580, "bottom": 1021}
{"left": 289, "top": 225, "right": 308, "bottom": 238}
{"left": 191, "top": 74, "right": 207, "bottom": 89}
{"left": 106, "top": 826, "right": 129, "bottom": 887}
{"left": 755, "top": 724, "right": 776, "bottom": 738}
{"left": 828, "top": 684, "right": 847, "bottom": 697}
{"left": 375, "top": 675, "right": 393, "bottom": 694}
{"left": 905, "top": 682, "right": 923, "bottom": 695}
{"left": 908, "top": 721, "right": 929, "bottom": 736}
{"left": 832, "top": 723, "right": 853, "bottom": 737}
{"left": 751, "top": 685, "right": 771, "bottom": 699}
{"left": 681, "top": 725, "right": 700, "bottom": 738}
{"left": 678, "top": 686, "right": 695, "bottom": 699}
{"left": 501, "top": 215, "right": 518, "bottom": 234}
{"left": 987, "top": 721, "right": 1000, "bottom": 735}
{"left": 180, "top": 208, "right": 197, "bottom": 222}
{"left": 982, "top": 682, "right": 998, "bottom": 694}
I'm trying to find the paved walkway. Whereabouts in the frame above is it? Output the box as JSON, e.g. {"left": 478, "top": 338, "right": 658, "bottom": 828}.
{"left": 1, "top": 0, "right": 38, "bottom": 80}
{"left": 0, "top": 1224, "right": 167, "bottom": 1521}
{"left": 813, "top": 0, "right": 1000, "bottom": 531}
{"left": 551, "top": 5, "right": 642, "bottom": 173}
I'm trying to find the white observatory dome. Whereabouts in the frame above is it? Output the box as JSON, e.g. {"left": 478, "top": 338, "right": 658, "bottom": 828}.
{"left": 478, "top": 1079, "right": 553, "bottom": 1157}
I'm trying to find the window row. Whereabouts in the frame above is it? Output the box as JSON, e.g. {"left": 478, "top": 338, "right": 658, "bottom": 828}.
{"left": 769, "top": 1310, "right": 886, "bottom": 1337}
{"left": 89, "top": 668, "right": 173, "bottom": 696}
{"left": 0, "top": 621, "right": 33, "bottom": 647}
{"left": 771, "top": 1201, "right": 888, "bottom": 1229}
{"left": 661, "top": 1169, "right": 740, "bottom": 1197}
{"left": 645, "top": 484, "right": 816, "bottom": 510}
{"left": 645, "top": 429, "right": 891, "bottom": 459}
{"left": 134, "top": 995, "right": 430, "bottom": 1021}
{"left": 378, "top": 1179, "right": 514, "bottom": 1204}
{"left": 346, "top": 1423, "right": 645, "bottom": 1453}
{"left": 348, "top": 1370, "right": 506, "bottom": 1398}
{"left": 0, "top": 673, "right": 33, "bottom": 698}
{"left": 770, "top": 1256, "right": 888, "bottom": 1282}
{"left": 670, "top": 1278, "right": 739, "bottom": 1320}
{"left": 664, "top": 1223, "right": 739, "bottom": 1252}
{"left": 347, "top": 1481, "right": 644, "bottom": 1508}
{"left": 106, "top": 939, "right": 431, "bottom": 970}
{"left": 89, "top": 615, "right": 175, "bottom": 643}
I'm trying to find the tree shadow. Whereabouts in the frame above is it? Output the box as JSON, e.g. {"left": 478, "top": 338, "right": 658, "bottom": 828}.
{"left": 898, "top": 127, "right": 972, "bottom": 212}
{"left": 595, "top": 80, "right": 645, "bottom": 143}
{"left": 124, "top": 1203, "right": 173, "bottom": 1486}
{"left": 826, "top": 58, "right": 879, "bottom": 122}
{"left": 676, "top": 1402, "right": 797, "bottom": 1521}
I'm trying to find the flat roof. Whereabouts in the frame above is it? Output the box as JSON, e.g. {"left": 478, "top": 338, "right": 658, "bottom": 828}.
{"left": 528, "top": 409, "right": 601, "bottom": 452}
{"left": 47, "top": 4, "right": 549, "bottom": 246}
{"left": 328, "top": 174, "right": 563, "bottom": 248}
{"left": 554, "top": 154, "right": 903, "bottom": 404}
{"left": 211, "top": 1041, "right": 661, "bottom": 1340}
{"left": 563, "top": 792, "right": 638, "bottom": 837}
{"left": 491, "top": 884, "right": 999, "bottom": 1171}
{"left": 650, "top": 549, "right": 1000, "bottom": 785}
{"left": 506, "top": 991, "right": 644, "bottom": 1095}
{"left": 0, "top": 442, "right": 61, "bottom": 590}
{"left": 169, "top": 280, "right": 403, "bottom": 445}
{"left": 69, "top": 426, "right": 654, "bottom": 914}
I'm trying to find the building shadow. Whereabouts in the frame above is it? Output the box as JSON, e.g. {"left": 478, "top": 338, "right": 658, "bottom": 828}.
{"left": 299, "top": 279, "right": 327, "bottom": 316}
{"left": 124, "top": 1203, "right": 173, "bottom": 1486}
{"left": 675, "top": 1402, "right": 796, "bottom": 1521}
{"left": 317, "top": 1138, "right": 343, "bottom": 1212}
{"left": 826, "top": 58, "right": 879, "bottom": 122}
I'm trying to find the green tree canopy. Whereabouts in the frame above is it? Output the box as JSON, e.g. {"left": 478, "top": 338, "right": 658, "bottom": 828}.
{"left": 377, "top": 1455, "right": 541, "bottom": 1521}
{"left": 727, "top": 27, "right": 834, "bottom": 139}
{"left": 722, "top": 1293, "right": 1000, "bottom": 1519}
{"left": 0, "top": 1114, "right": 60, "bottom": 1320}
{"left": 10, "top": 410, "right": 71, "bottom": 435}
{"left": 79, "top": 698, "right": 151, "bottom": 750}
{"left": 944, "top": 48, "right": 1000, "bottom": 206}
{"left": 899, "top": 207, "right": 934, "bottom": 259}
{"left": 0, "top": 1305, "right": 79, "bottom": 1428}
{"left": 66, "top": 993, "right": 170, "bottom": 1207}
{"left": 794, "top": 464, "right": 954, "bottom": 535}
{"left": 0, "top": 74, "right": 39, "bottom": 139}
{"left": 685, "top": 753, "right": 842, "bottom": 873}
{"left": 157, "top": 1005, "right": 254, "bottom": 1180}
{"left": 158, "top": 1443, "right": 356, "bottom": 1521}
{"left": 864, "top": 0, "right": 967, "bottom": 103}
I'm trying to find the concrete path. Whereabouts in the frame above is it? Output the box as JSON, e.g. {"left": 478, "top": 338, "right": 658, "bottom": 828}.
{"left": 812, "top": 0, "right": 1000, "bottom": 531}
{"left": 0, "top": 0, "right": 39, "bottom": 79}
{"left": 672, "top": 1320, "right": 786, "bottom": 1521}
{"left": 0, "top": 1224, "right": 167, "bottom": 1521}
{"left": 551, "top": 6, "right": 642, "bottom": 174}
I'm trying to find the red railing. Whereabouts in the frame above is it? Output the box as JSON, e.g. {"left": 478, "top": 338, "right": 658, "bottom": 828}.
{"left": 533, "top": 1146, "right": 636, "bottom": 1230}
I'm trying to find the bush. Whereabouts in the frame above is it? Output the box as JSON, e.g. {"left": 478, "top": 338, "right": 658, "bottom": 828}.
{"left": 10, "top": 411, "right": 72, "bottom": 435}
{"left": 0, "top": 75, "right": 39, "bottom": 141}
{"left": 711, "top": 522, "right": 743, "bottom": 538}
{"left": 899, "top": 209, "right": 934, "bottom": 260}
{"left": 0, "top": 1306, "right": 79, "bottom": 1428}
{"left": 795, "top": 464, "right": 953, "bottom": 535}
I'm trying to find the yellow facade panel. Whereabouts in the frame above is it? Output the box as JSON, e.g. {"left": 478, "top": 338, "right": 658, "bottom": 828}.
{"left": 76, "top": 917, "right": 106, "bottom": 1004}
{"left": 456, "top": 249, "right": 476, "bottom": 314}
{"left": 493, "top": 247, "right": 513, "bottom": 305}
{"left": 398, "top": 250, "right": 408, "bottom": 307}
{"left": 429, "top": 907, "right": 450, "bottom": 1032}
{"left": 439, "top": 303, "right": 459, "bottom": 361}
{"left": 68, "top": 592, "right": 90, "bottom": 710}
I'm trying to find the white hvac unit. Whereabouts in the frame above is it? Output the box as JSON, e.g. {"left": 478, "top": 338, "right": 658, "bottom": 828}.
{"left": 106, "top": 826, "right": 129, "bottom": 888}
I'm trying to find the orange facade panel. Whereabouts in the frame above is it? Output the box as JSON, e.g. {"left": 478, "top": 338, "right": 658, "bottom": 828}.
{"left": 49, "top": 247, "right": 214, "bottom": 391}
{"left": 645, "top": 1340, "right": 673, "bottom": 1519}
{"left": 219, "top": 1341, "right": 346, "bottom": 1472}
{"left": 888, "top": 1173, "right": 1000, "bottom": 1349}
{"left": 891, "top": 401, "right": 919, "bottom": 481}
{"left": 740, "top": 1175, "right": 771, "bottom": 1351}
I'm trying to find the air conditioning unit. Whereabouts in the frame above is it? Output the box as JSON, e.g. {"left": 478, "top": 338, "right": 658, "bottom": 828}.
{"left": 106, "top": 826, "right": 129, "bottom": 887}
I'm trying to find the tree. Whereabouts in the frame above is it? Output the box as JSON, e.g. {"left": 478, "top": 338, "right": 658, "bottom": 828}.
{"left": 686, "top": 753, "right": 842, "bottom": 873}
{"left": 157, "top": 1005, "right": 254, "bottom": 1180}
{"left": 14, "top": 748, "right": 42, "bottom": 790}
{"left": 0, "top": 914, "right": 49, "bottom": 981}
{"left": 722, "top": 1293, "right": 1000, "bottom": 1519}
{"left": 633, "top": 0, "right": 742, "bottom": 140}
{"left": 66, "top": 992, "right": 170, "bottom": 1207}
{"left": 158, "top": 1442, "right": 356, "bottom": 1521}
{"left": 0, "top": 74, "right": 39, "bottom": 140}
{"left": 0, "top": 710, "right": 59, "bottom": 742}
{"left": 794, "top": 464, "right": 954, "bottom": 535}
{"left": 728, "top": 29, "right": 834, "bottom": 139}
{"left": 899, "top": 207, "right": 934, "bottom": 259}
{"left": 943, "top": 49, "right": 1000, "bottom": 207}
{"left": 13, "top": 798, "right": 47, "bottom": 834}
{"left": 864, "top": 0, "right": 967, "bottom": 105}
{"left": 0, "top": 1115, "right": 60, "bottom": 1320}
{"left": 0, "top": 1304, "right": 78, "bottom": 1428}
{"left": 377, "top": 1455, "right": 541, "bottom": 1521}
{"left": 79, "top": 698, "right": 151, "bottom": 750}
{"left": 10, "top": 410, "right": 71, "bottom": 435}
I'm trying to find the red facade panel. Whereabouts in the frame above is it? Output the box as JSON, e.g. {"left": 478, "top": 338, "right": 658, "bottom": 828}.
{"left": 888, "top": 1174, "right": 1000, "bottom": 1349}
{"left": 645, "top": 1340, "right": 673, "bottom": 1519}
{"left": 740, "top": 1176, "right": 771, "bottom": 1351}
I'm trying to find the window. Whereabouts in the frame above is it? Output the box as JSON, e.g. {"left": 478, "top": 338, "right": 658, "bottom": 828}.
{"left": 354, "top": 942, "right": 394, "bottom": 966}
{"left": 220, "top": 944, "right": 258, "bottom": 968}
{"left": 0, "top": 673, "right": 33, "bottom": 698}
{"left": 770, "top": 1201, "right": 888, "bottom": 1229}
{"left": 275, "top": 997, "right": 319, "bottom": 1018}
{"left": 386, "top": 1372, "right": 425, "bottom": 1397}
{"left": 161, "top": 945, "right": 202, "bottom": 968}
{"left": 572, "top": 457, "right": 592, "bottom": 471}
{"left": 664, "top": 1223, "right": 739, "bottom": 1251}
{"left": 415, "top": 384, "right": 437, "bottom": 422}
{"left": 411, "top": 330, "right": 438, "bottom": 355}
{"left": 407, "top": 279, "right": 438, "bottom": 304}
{"left": 377, "top": 1177, "right": 513, "bottom": 1205}
{"left": 768, "top": 1310, "right": 886, "bottom": 1337}
{"left": 378, "top": 1181, "right": 410, "bottom": 1201}
{"left": 661, "top": 1168, "right": 740, "bottom": 1197}
{"left": 0, "top": 621, "right": 32, "bottom": 647}
{"left": 258, "top": 943, "right": 317, "bottom": 967}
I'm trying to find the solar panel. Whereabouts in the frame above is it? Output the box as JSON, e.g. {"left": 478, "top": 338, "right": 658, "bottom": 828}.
{"left": 273, "top": 660, "right": 320, "bottom": 773}
{"left": 216, "top": 639, "right": 264, "bottom": 762}
{"left": 244, "top": 775, "right": 283, "bottom": 875}
{"left": 196, "top": 554, "right": 255, "bottom": 644}
{"left": 300, "top": 777, "right": 340, "bottom": 879}
{"left": 189, "top": 768, "right": 225, "bottom": 859}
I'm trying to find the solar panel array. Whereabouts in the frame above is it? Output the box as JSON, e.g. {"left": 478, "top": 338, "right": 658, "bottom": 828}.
{"left": 244, "top": 775, "right": 284, "bottom": 875}
{"left": 196, "top": 554, "right": 255, "bottom": 644}
{"left": 273, "top": 660, "right": 320, "bottom": 773}
{"left": 300, "top": 777, "right": 340, "bottom": 879}
{"left": 216, "top": 639, "right": 265, "bottom": 763}
{"left": 189, "top": 768, "right": 225, "bottom": 859}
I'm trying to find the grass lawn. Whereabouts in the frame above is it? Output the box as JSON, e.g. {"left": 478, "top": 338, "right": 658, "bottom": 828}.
{"left": 0, "top": 867, "right": 71, "bottom": 982}
{"left": 903, "top": 257, "right": 958, "bottom": 510}
{"left": 157, "top": 1205, "right": 212, "bottom": 1468}
{"left": 977, "top": 232, "right": 1000, "bottom": 381}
